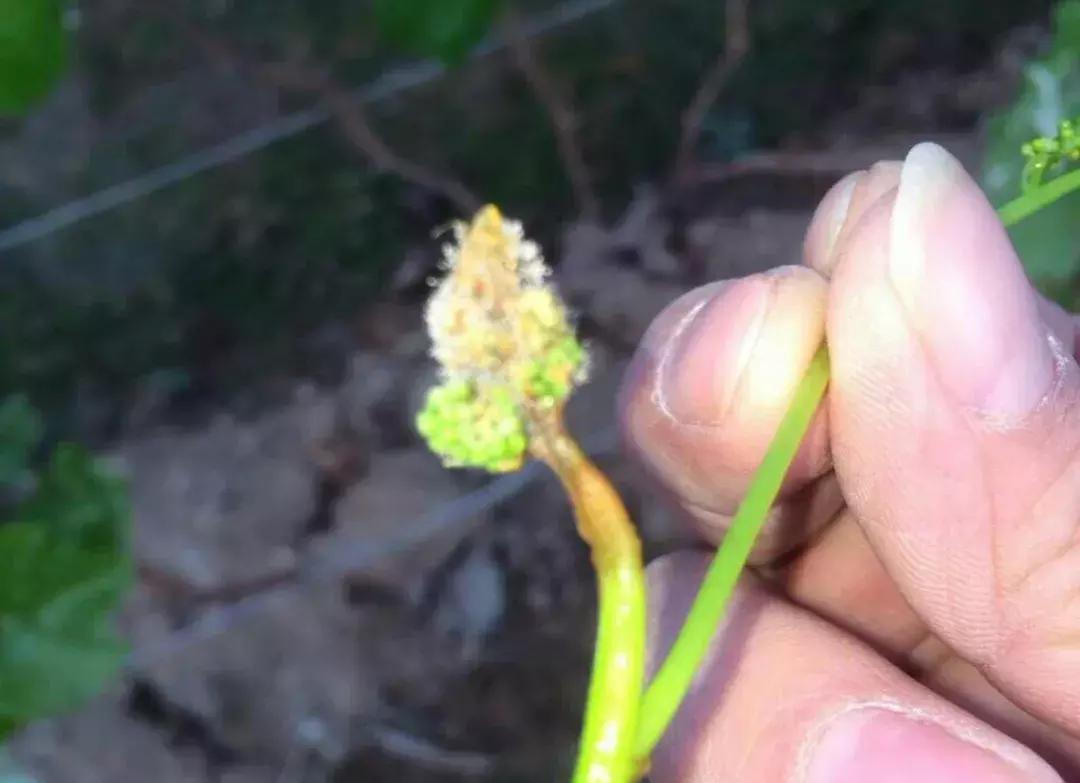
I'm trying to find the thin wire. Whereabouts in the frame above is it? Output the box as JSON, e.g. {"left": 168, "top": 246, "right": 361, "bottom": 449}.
{"left": 0, "top": 0, "right": 619, "bottom": 255}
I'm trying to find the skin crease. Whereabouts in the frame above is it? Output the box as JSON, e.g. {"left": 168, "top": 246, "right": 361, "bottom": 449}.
{"left": 620, "top": 144, "right": 1080, "bottom": 781}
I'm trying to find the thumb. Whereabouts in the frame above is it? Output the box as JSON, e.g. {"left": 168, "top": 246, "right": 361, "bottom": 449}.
{"left": 827, "top": 142, "right": 1080, "bottom": 735}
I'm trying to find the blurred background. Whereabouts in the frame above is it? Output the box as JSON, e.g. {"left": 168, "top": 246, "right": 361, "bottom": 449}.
{"left": 0, "top": 0, "right": 1078, "bottom": 781}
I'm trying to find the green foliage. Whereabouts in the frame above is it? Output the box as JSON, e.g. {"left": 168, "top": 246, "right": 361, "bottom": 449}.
{"left": 0, "top": 396, "right": 42, "bottom": 487}
{"left": 982, "top": 0, "right": 1080, "bottom": 306}
{"left": 0, "top": 0, "right": 66, "bottom": 114}
{"left": 374, "top": 0, "right": 502, "bottom": 64}
{"left": 0, "top": 396, "right": 131, "bottom": 742}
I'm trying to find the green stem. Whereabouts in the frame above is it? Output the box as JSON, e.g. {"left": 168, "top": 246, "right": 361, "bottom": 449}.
{"left": 998, "top": 167, "right": 1080, "bottom": 227}
{"left": 539, "top": 431, "right": 646, "bottom": 783}
{"left": 576, "top": 559, "right": 647, "bottom": 782}
{"left": 634, "top": 345, "right": 830, "bottom": 759}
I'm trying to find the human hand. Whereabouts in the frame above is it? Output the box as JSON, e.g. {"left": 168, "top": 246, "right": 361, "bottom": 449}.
{"left": 619, "top": 143, "right": 1080, "bottom": 781}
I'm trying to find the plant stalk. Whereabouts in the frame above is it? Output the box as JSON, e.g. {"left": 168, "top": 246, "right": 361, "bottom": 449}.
{"left": 535, "top": 424, "right": 647, "bottom": 783}
{"left": 997, "top": 168, "right": 1080, "bottom": 227}
{"left": 633, "top": 345, "right": 829, "bottom": 760}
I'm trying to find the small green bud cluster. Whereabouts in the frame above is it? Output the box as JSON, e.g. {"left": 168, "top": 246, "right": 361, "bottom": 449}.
{"left": 416, "top": 380, "right": 528, "bottom": 472}
{"left": 524, "top": 335, "right": 586, "bottom": 406}
{"left": 417, "top": 205, "right": 587, "bottom": 473}
{"left": 1022, "top": 117, "right": 1080, "bottom": 191}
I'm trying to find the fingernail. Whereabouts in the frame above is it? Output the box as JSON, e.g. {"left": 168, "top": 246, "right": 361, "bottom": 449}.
{"left": 822, "top": 171, "right": 862, "bottom": 261}
{"left": 890, "top": 142, "right": 1055, "bottom": 420}
{"left": 809, "top": 164, "right": 902, "bottom": 277}
{"left": 656, "top": 275, "right": 772, "bottom": 425}
{"left": 802, "top": 708, "right": 1063, "bottom": 783}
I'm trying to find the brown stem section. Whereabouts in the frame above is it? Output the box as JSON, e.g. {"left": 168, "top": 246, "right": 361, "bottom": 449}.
{"left": 529, "top": 412, "right": 640, "bottom": 571}
{"left": 672, "top": 0, "right": 751, "bottom": 184}
{"left": 147, "top": 4, "right": 480, "bottom": 214}
{"left": 503, "top": 12, "right": 600, "bottom": 220}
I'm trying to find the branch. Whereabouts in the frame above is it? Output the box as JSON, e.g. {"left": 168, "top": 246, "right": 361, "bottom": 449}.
{"left": 672, "top": 0, "right": 751, "bottom": 184}
{"left": 267, "top": 62, "right": 482, "bottom": 213}
{"left": 149, "top": 5, "right": 480, "bottom": 214}
{"left": 502, "top": 12, "right": 600, "bottom": 220}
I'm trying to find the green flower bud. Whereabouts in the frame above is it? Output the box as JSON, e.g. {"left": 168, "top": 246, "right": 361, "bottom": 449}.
{"left": 416, "top": 379, "right": 528, "bottom": 472}
{"left": 524, "top": 335, "right": 586, "bottom": 406}
{"left": 419, "top": 205, "right": 589, "bottom": 473}
{"left": 1021, "top": 115, "right": 1080, "bottom": 192}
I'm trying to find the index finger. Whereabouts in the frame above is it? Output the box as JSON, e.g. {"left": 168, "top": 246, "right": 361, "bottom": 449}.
{"left": 618, "top": 265, "right": 836, "bottom": 562}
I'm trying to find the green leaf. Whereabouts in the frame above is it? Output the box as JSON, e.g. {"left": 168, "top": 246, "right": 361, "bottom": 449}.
{"left": 0, "top": 444, "right": 130, "bottom": 742}
{"left": 0, "top": 396, "right": 42, "bottom": 487}
{"left": 981, "top": 1, "right": 1080, "bottom": 304}
{"left": 374, "top": 0, "right": 502, "bottom": 64}
{"left": 17, "top": 444, "right": 128, "bottom": 550}
{"left": 0, "top": 0, "right": 67, "bottom": 115}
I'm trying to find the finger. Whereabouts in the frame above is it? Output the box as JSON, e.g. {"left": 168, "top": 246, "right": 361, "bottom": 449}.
{"left": 827, "top": 142, "right": 1080, "bottom": 734}
{"left": 783, "top": 156, "right": 1080, "bottom": 766}
{"left": 780, "top": 508, "right": 926, "bottom": 656}
{"left": 794, "top": 159, "right": 1080, "bottom": 766}
{"left": 619, "top": 268, "right": 839, "bottom": 561}
{"left": 781, "top": 512, "right": 1080, "bottom": 771}
{"left": 797, "top": 156, "right": 1080, "bottom": 758}
{"left": 804, "top": 161, "right": 902, "bottom": 277}
{"left": 646, "top": 551, "right": 1064, "bottom": 782}
{"left": 805, "top": 163, "right": 1079, "bottom": 356}
{"left": 911, "top": 635, "right": 1080, "bottom": 772}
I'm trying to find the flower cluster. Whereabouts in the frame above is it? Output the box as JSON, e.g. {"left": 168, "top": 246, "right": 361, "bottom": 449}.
{"left": 418, "top": 205, "right": 586, "bottom": 472}
{"left": 1021, "top": 116, "right": 1079, "bottom": 191}
{"left": 416, "top": 380, "right": 528, "bottom": 472}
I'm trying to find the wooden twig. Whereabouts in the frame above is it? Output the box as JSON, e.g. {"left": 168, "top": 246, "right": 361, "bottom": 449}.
{"left": 150, "top": 5, "right": 480, "bottom": 214}
{"left": 269, "top": 62, "right": 482, "bottom": 213}
{"left": 503, "top": 12, "right": 600, "bottom": 220}
{"left": 672, "top": 0, "right": 751, "bottom": 184}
